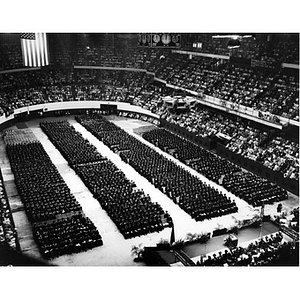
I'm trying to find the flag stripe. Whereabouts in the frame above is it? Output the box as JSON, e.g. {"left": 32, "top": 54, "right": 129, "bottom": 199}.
{"left": 27, "top": 40, "right": 32, "bottom": 66}
{"left": 35, "top": 33, "right": 40, "bottom": 67}
{"left": 38, "top": 33, "right": 44, "bottom": 66}
{"left": 43, "top": 33, "right": 49, "bottom": 65}
{"left": 21, "top": 39, "right": 26, "bottom": 66}
{"left": 21, "top": 33, "right": 49, "bottom": 67}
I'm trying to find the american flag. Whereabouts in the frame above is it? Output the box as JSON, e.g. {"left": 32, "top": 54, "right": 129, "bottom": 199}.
{"left": 20, "top": 33, "right": 49, "bottom": 67}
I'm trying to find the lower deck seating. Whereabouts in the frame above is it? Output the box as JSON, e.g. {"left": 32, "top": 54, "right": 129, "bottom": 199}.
{"left": 76, "top": 114, "right": 238, "bottom": 221}
{"left": 142, "top": 128, "right": 241, "bottom": 182}
{"left": 40, "top": 120, "right": 172, "bottom": 239}
{"left": 222, "top": 172, "right": 288, "bottom": 206}
{"left": 33, "top": 215, "right": 102, "bottom": 259}
{"left": 5, "top": 134, "right": 103, "bottom": 259}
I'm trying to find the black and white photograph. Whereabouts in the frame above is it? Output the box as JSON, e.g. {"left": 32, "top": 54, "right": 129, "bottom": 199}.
{"left": 0, "top": 1, "right": 299, "bottom": 299}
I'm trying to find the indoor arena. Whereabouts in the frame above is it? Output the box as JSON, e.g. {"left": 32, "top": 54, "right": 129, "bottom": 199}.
{"left": 0, "top": 32, "right": 298, "bottom": 270}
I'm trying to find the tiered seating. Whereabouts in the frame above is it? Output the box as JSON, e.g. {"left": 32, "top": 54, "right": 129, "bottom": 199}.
{"left": 0, "top": 43, "right": 23, "bottom": 70}
{"left": 45, "top": 85, "right": 73, "bottom": 102}
{"left": 76, "top": 114, "right": 238, "bottom": 221}
{"left": 181, "top": 34, "right": 299, "bottom": 64}
{"left": 40, "top": 120, "right": 172, "bottom": 239}
{"left": 162, "top": 106, "right": 240, "bottom": 138}
{"left": 156, "top": 54, "right": 299, "bottom": 121}
{"left": 5, "top": 130, "right": 103, "bottom": 259}
{"left": 226, "top": 128, "right": 299, "bottom": 180}
{"left": 0, "top": 39, "right": 298, "bottom": 181}
{"left": 47, "top": 33, "right": 74, "bottom": 66}
{"left": 131, "top": 84, "right": 171, "bottom": 115}
{"left": 0, "top": 53, "right": 298, "bottom": 121}
{"left": 161, "top": 104, "right": 299, "bottom": 180}
{"left": 0, "top": 68, "right": 75, "bottom": 116}
{"left": 74, "top": 69, "right": 150, "bottom": 103}
{"left": 75, "top": 34, "right": 99, "bottom": 66}
{"left": 118, "top": 111, "right": 160, "bottom": 126}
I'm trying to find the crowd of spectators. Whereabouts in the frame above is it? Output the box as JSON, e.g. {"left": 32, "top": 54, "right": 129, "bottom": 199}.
{"left": 222, "top": 172, "right": 288, "bottom": 207}
{"left": 73, "top": 33, "right": 171, "bottom": 70}
{"left": 139, "top": 127, "right": 289, "bottom": 207}
{"left": 45, "top": 85, "right": 73, "bottom": 102}
{"left": 265, "top": 39, "right": 299, "bottom": 64}
{"left": 1, "top": 37, "right": 299, "bottom": 120}
{"left": 0, "top": 52, "right": 298, "bottom": 182}
{"left": 0, "top": 169, "right": 18, "bottom": 250}
{"left": 181, "top": 34, "right": 230, "bottom": 57}
{"left": 118, "top": 111, "right": 160, "bottom": 126}
{"left": 258, "top": 137, "right": 299, "bottom": 180}
{"left": 181, "top": 34, "right": 299, "bottom": 64}
{"left": 0, "top": 87, "right": 47, "bottom": 115}
{"left": 226, "top": 127, "right": 299, "bottom": 180}
{"left": 76, "top": 114, "right": 238, "bottom": 222}
{"left": 196, "top": 232, "right": 298, "bottom": 266}
{"left": 0, "top": 69, "right": 66, "bottom": 90}
{"left": 40, "top": 119, "right": 172, "bottom": 239}
{"left": 0, "top": 68, "right": 74, "bottom": 116}
{"left": 142, "top": 128, "right": 240, "bottom": 182}
{"left": 5, "top": 131, "right": 103, "bottom": 259}
{"left": 0, "top": 68, "right": 157, "bottom": 116}
{"left": 161, "top": 104, "right": 299, "bottom": 181}
{"left": 0, "top": 54, "right": 298, "bottom": 120}
{"left": 0, "top": 67, "right": 298, "bottom": 182}
{"left": 131, "top": 83, "right": 173, "bottom": 116}
{"left": 152, "top": 53, "right": 299, "bottom": 121}
{"left": 47, "top": 34, "right": 74, "bottom": 67}
{"left": 0, "top": 43, "right": 23, "bottom": 70}
{"left": 1, "top": 34, "right": 298, "bottom": 72}
{"left": 161, "top": 105, "right": 239, "bottom": 138}
{"left": 74, "top": 69, "right": 152, "bottom": 103}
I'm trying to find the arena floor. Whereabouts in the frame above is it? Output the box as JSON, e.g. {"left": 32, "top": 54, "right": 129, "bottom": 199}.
{"left": 0, "top": 115, "right": 298, "bottom": 266}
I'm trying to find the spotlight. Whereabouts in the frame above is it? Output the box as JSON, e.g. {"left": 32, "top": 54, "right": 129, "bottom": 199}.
{"left": 227, "top": 38, "right": 241, "bottom": 49}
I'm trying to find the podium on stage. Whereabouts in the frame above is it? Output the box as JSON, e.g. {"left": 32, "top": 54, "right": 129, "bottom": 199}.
{"left": 224, "top": 233, "right": 238, "bottom": 248}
